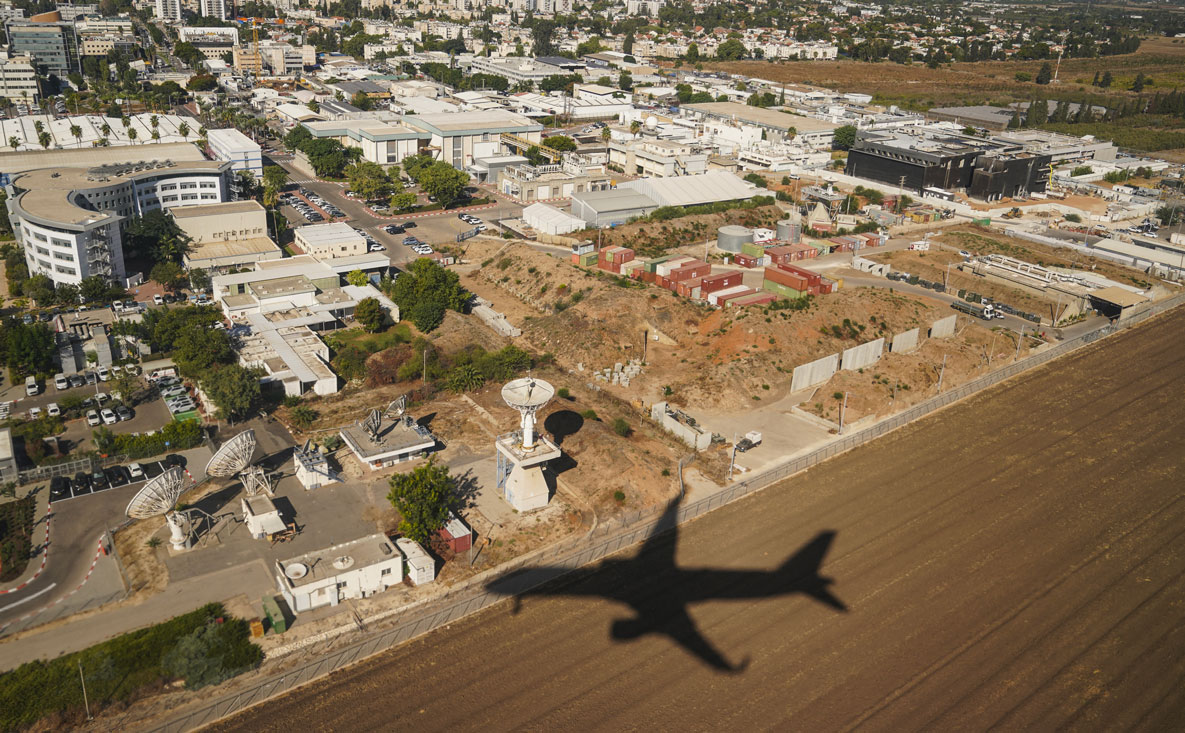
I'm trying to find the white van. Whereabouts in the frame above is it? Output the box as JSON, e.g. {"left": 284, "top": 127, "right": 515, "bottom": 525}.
{"left": 25, "top": 375, "right": 39, "bottom": 396}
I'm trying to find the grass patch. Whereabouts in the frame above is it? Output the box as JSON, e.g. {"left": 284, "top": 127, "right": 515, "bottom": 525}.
{"left": 0, "top": 602, "right": 262, "bottom": 730}
{"left": 0, "top": 495, "right": 35, "bottom": 582}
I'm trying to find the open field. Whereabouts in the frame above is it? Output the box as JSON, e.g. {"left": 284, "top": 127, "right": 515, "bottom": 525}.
{"left": 206, "top": 301, "right": 1185, "bottom": 731}
{"left": 707, "top": 37, "right": 1185, "bottom": 111}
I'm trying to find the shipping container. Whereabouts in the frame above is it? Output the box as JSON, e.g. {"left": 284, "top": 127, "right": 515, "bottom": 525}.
{"left": 700, "top": 272, "right": 742, "bottom": 293}
{"left": 643, "top": 254, "right": 676, "bottom": 273}
{"left": 729, "top": 292, "right": 778, "bottom": 307}
{"left": 708, "top": 284, "right": 751, "bottom": 305}
{"left": 575, "top": 251, "right": 598, "bottom": 267}
{"left": 655, "top": 256, "right": 695, "bottom": 278}
{"left": 740, "top": 241, "right": 767, "bottom": 258}
{"left": 762, "top": 279, "right": 808, "bottom": 299}
{"left": 716, "top": 287, "right": 756, "bottom": 305}
{"left": 735, "top": 253, "right": 761, "bottom": 268}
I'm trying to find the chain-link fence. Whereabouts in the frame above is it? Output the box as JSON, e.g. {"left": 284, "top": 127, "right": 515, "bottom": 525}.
{"left": 148, "top": 294, "right": 1185, "bottom": 733}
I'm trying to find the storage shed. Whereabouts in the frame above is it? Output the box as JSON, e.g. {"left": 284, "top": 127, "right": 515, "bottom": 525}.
{"left": 439, "top": 512, "right": 472, "bottom": 553}
{"left": 275, "top": 534, "right": 403, "bottom": 614}
{"left": 397, "top": 538, "right": 436, "bottom": 585}
{"left": 570, "top": 188, "right": 659, "bottom": 228}
{"left": 523, "top": 202, "right": 587, "bottom": 236}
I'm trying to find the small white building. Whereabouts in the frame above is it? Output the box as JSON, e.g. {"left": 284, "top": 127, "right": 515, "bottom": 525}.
{"left": 294, "top": 222, "right": 367, "bottom": 260}
{"left": 396, "top": 538, "right": 435, "bottom": 585}
{"left": 206, "top": 128, "right": 263, "bottom": 177}
{"left": 522, "top": 202, "right": 586, "bottom": 236}
{"left": 276, "top": 534, "right": 403, "bottom": 613}
{"left": 241, "top": 495, "right": 286, "bottom": 539}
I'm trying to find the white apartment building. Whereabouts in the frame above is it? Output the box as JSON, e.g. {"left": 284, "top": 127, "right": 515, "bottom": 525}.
{"left": 198, "top": 0, "right": 228, "bottom": 20}
{"left": 0, "top": 55, "right": 38, "bottom": 103}
{"left": 154, "top": 0, "right": 181, "bottom": 22}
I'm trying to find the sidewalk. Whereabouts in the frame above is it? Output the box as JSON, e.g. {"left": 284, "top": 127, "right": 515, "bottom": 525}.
{"left": 0, "top": 483, "right": 51, "bottom": 595}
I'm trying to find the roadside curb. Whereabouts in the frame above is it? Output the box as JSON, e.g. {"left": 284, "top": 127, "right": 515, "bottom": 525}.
{"left": 0, "top": 493, "right": 51, "bottom": 595}
{"left": 0, "top": 535, "right": 104, "bottom": 634}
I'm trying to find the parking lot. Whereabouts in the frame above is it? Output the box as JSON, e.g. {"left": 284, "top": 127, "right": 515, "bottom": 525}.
{"left": 48, "top": 454, "right": 192, "bottom": 503}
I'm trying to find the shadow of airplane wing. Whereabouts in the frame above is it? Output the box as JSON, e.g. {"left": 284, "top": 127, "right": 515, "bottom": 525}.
{"left": 613, "top": 606, "right": 749, "bottom": 673}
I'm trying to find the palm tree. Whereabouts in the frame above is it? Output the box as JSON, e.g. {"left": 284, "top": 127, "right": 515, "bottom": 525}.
{"left": 179, "top": 122, "right": 190, "bottom": 141}
{"left": 630, "top": 120, "right": 642, "bottom": 137}
{"left": 150, "top": 114, "right": 159, "bottom": 131}
{"left": 70, "top": 124, "right": 82, "bottom": 146}
{"left": 128, "top": 128, "right": 137, "bottom": 142}
{"left": 601, "top": 126, "right": 611, "bottom": 143}
{"left": 121, "top": 115, "right": 130, "bottom": 129}
{"left": 33, "top": 120, "right": 44, "bottom": 135}
{"left": 151, "top": 130, "right": 160, "bottom": 143}
{"left": 38, "top": 131, "right": 51, "bottom": 149}
{"left": 100, "top": 122, "right": 111, "bottom": 137}
{"left": 7, "top": 135, "right": 18, "bottom": 150}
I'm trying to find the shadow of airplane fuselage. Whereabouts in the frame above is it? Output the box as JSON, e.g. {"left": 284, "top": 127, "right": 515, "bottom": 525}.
{"left": 484, "top": 496, "right": 847, "bottom": 673}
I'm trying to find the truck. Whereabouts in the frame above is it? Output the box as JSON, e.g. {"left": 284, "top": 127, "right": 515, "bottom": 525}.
{"left": 1002, "top": 207, "right": 1023, "bottom": 219}
{"left": 951, "top": 300, "right": 1001, "bottom": 321}
{"left": 736, "top": 431, "right": 763, "bottom": 452}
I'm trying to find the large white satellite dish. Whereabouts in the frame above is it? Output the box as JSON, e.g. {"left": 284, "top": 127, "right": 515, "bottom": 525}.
{"left": 502, "top": 377, "right": 555, "bottom": 450}
{"left": 205, "top": 430, "right": 257, "bottom": 478}
{"left": 126, "top": 467, "right": 191, "bottom": 550}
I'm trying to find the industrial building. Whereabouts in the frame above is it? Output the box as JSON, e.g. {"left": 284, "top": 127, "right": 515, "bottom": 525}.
{"left": 293, "top": 222, "right": 367, "bottom": 260}
{"left": 404, "top": 109, "right": 543, "bottom": 169}
{"left": 845, "top": 130, "right": 1050, "bottom": 201}
{"left": 619, "top": 170, "right": 757, "bottom": 208}
{"left": 682, "top": 102, "right": 840, "bottom": 147}
{"left": 205, "top": 128, "right": 262, "bottom": 176}
{"left": 0, "top": 114, "right": 202, "bottom": 151}
{"left": 340, "top": 412, "right": 436, "bottom": 470}
{"left": 276, "top": 534, "right": 405, "bottom": 613}
{"left": 522, "top": 202, "right": 587, "bottom": 235}
{"left": 570, "top": 188, "right": 659, "bottom": 227}
{"left": 5, "top": 153, "right": 231, "bottom": 286}
{"left": 301, "top": 119, "right": 424, "bottom": 167}
{"left": 173, "top": 201, "right": 282, "bottom": 272}
{"left": 608, "top": 138, "right": 709, "bottom": 178}
{"left": 497, "top": 161, "right": 612, "bottom": 203}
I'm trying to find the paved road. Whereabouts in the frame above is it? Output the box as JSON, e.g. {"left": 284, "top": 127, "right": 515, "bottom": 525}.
{"left": 209, "top": 308, "right": 1185, "bottom": 730}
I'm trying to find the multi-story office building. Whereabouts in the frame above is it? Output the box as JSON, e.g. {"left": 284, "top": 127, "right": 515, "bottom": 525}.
{"left": 5, "top": 157, "right": 232, "bottom": 286}
{"left": 206, "top": 128, "right": 263, "bottom": 176}
{"left": 5, "top": 19, "right": 80, "bottom": 76}
{"left": 0, "top": 56, "right": 39, "bottom": 103}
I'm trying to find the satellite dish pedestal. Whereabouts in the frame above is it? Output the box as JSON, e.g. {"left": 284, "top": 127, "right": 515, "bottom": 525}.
{"left": 126, "top": 466, "right": 192, "bottom": 551}
{"left": 165, "top": 512, "right": 190, "bottom": 551}
{"left": 496, "top": 377, "right": 561, "bottom": 512}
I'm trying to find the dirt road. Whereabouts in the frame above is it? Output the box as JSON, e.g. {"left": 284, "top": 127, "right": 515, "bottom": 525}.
{"left": 209, "top": 308, "right": 1185, "bottom": 731}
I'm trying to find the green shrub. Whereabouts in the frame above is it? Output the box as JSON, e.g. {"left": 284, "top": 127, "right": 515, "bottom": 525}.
{"left": 581, "top": 409, "right": 598, "bottom": 420}
{"left": 556, "top": 387, "right": 570, "bottom": 399}
{"left": 111, "top": 420, "right": 203, "bottom": 460}
{"left": 612, "top": 418, "right": 631, "bottom": 437}
{"left": 613, "top": 490, "right": 625, "bottom": 503}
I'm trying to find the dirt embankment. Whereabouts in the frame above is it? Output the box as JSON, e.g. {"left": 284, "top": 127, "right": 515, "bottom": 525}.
{"left": 570, "top": 205, "right": 786, "bottom": 258}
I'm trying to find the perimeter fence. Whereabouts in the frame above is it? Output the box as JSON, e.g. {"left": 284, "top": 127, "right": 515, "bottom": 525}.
{"left": 149, "top": 293, "right": 1185, "bottom": 733}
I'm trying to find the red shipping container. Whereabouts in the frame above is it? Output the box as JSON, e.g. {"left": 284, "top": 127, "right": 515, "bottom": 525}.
{"left": 598, "top": 261, "right": 621, "bottom": 274}
{"left": 716, "top": 287, "right": 755, "bottom": 305}
{"left": 642, "top": 270, "right": 656, "bottom": 283}
{"left": 734, "top": 253, "right": 760, "bottom": 268}
{"left": 700, "top": 272, "right": 742, "bottom": 294}
{"left": 669, "top": 263, "right": 708, "bottom": 282}
{"left": 731, "top": 292, "right": 777, "bottom": 307}
{"left": 764, "top": 266, "right": 808, "bottom": 291}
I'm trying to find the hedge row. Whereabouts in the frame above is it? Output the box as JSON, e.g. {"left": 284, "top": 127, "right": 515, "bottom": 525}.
{"left": 112, "top": 420, "right": 203, "bottom": 460}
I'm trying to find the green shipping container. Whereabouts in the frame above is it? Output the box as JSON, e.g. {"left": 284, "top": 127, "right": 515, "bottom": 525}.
{"left": 577, "top": 252, "right": 598, "bottom": 267}
{"left": 644, "top": 255, "right": 675, "bottom": 273}
{"left": 972, "top": 218, "right": 991, "bottom": 226}
{"left": 741, "top": 242, "right": 766, "bottom": 257}
{"left": 262, "top": 595, "right": 288, "bottom": 633}
{"left": 762, "top": 279, "right": 808, "bottom": 299}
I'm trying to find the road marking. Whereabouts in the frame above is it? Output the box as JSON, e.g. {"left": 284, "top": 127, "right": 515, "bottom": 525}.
{"left": 0, "top": 582, "right": 57, "bottom": 612}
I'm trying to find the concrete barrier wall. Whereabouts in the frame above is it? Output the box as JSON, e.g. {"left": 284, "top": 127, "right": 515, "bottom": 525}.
{"left": 851, "top": 256, "right": 890, "bottom": 277}
{"left": 791, "top": 352, "right": 839, "bottom": 392}
{"left": 650, "top": 403, "right": 712, "bottom": 451}
{"left": 891, "top": 328, "right": 919, "bottom": 353}
{"left": 841, "top": 338, "right": 885, "bottom": 371}
{"left": 930, "top": 314, "right": 956, "bottom": 339}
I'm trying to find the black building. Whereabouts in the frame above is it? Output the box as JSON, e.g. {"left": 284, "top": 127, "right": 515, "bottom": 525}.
{"left": 846, "top": 131, "right": 1049, "bottom": 202}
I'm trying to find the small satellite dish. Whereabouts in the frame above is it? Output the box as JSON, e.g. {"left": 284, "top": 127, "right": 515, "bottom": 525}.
{"left": 385, "top": 395, "right": 407, "bottom": 419}
{"left": 205, "top": 429, "right": 257, "bottom": 478}
{"left": 126, "top": 467, "right": 187, "bottom": 519}
{"left": 332, "top": 555, "right": 355, "bottom": 570}
{"left": 285, "top": 562, "right": 308, "bottom": 579}
{"left": 362, "top": 408, "right": 382, "bottom": 440}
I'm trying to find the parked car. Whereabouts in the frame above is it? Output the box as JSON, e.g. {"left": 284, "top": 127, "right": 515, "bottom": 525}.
{"left": 116, "top": 405, "right": 134, "bottom": 421}
{"left": 101, "top": 408, "right": 118, "bottom": 425}
{"left": 127, "top": 462, "right": 144, "bottom": 479}
{"left": 84, "top": 371, "right": 97, "bottom": 385}
{"left": 153, "top": 294, "right": 164, "bottom": 305}
{"left": 90, "top": 470, "right": 109, "bottom": 491}
{"left": 49, "top": 475, "right": 70, "bottom": 501}
{"left": 27, "top": 406, "right": 42, "bottom": 420}
{"left": 54, "top": 373, "right": 69, "bottom": 390}
{"left": 71, "top": 472, "right": 92, "bottom": 495}
{"left": 47, "top": 403, "right": 60, "bottom": 417}
{"left": 97, "top": 366, "right": 110, "bottom": 381}
{"left": 69, "top": 374, "right": 85, "bottom": 388}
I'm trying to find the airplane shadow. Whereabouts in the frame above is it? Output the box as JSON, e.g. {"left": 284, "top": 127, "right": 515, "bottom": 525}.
{"left": 484, "top": 496, "right": 846, "bottom": 674}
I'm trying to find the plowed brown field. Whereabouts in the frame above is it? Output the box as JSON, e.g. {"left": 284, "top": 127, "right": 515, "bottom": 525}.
{"left": 208, "top": 307, "right": 1185, "bottom": 731}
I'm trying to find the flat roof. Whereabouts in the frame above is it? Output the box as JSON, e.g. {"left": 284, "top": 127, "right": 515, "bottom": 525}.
{"left": 0, "top": 428, "right": 12, "bottom": 464}
{"left": 186, "top": 237, "right": 281, "bottom": 263}
{"left": 294, "top": 222, "right": 366, "bottom": 246}
{"left": 278, "top": 533, "right": 398, "bottom": 588}
{"left": 0, "top": 140, "right": 205, "bottom": 174}
{"left": 1089, "top": 285, "right": 1151, "bottom": 308}
{"left": 171, "top": 200, "right": 265, "bottom": 218}
{"left": 206, "top": 127, "right": 259, "bottom": 152}
{"left": 251, "top": 275, "right": 316, "bottom": 299}
{"left": 407, "top": 109, "right": 542, "bottom": 137}
{"left": 685, "top": 102, "right": 839, "bottom": 133}
{"left": 340, "top": 416, "right": 435, "bottom": 460}
{"left": 303, "top": 119, "right": 423, "bottom": 142}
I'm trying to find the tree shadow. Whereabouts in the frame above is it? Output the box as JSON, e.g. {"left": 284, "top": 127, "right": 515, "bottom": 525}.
{"left": 452, "top": 468, "right": 481, "bottom": 510}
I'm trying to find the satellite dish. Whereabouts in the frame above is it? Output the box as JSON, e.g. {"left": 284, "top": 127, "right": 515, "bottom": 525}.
{"left": 502, "top": 377, "right": 555, "bottom": 450}
{"left": 385, "top": 395, "right": 407, "bottom": 419}
{"left": 362, "top": 408, "right": 382, "bottom": 440}
{"left": 205, "top": 429, "right": 257, "bottom": 477}
{"left": 332, "top": 555, "right": 355, "bottom": 570}
{"left": 285, "top": 562, "right": 308, "bottom": 579}
{"left": 126, "top": 467, "right": 187, "bottom": 519}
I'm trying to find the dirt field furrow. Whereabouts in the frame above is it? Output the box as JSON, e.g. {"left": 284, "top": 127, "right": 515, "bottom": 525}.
{"left": 206, "top": 307, "right": 1185, "bottom": 733}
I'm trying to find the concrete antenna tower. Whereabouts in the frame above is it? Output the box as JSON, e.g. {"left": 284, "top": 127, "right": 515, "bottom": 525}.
{"left": 495, "top": 377, "right": 561, "bottom": 512}
{"left": 126, "top": 467, "right": 189, "bottom": 551}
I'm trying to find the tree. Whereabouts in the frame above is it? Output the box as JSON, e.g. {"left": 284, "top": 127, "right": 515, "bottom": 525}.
{"left": 389, "top": 191, "right": 418, "bottom": 210}
{"left": 179, "top": 121, "right": 190, "bottom": 140}
{"left": 187, "top": 74, "right": 219, "bottom": 92}
{"left": 618, "top": 72, "right": 634, "bottom": 92}
{"left": 123, "top": 210, "right": 192, "bottom": 264}
{"left": 1100, "top": 70, "right": 1113, "bottom": 88}
{"left": 717, "top": 38, "right": 746, "bottom": 60}
{"left": 1035, "top": 62, "right": 1053, "bottom": 85}
{"left": 127, "top": 128, "right": 137, "bottom": 143}
{"left": 601, "top": 127, "right": 611, "bottom": 143}
{"left": 189, "top": 268, "right": 211, "bottom": 293}
{"left": 202, "top": 364, "right": 261, "bottom": 423}
{"left": 262, "top": 165, "right": 288, "bottom": 193}
{"left": 70, "top": 124, "right": 82, "bottom": 146}
{"left": 831, "top": 125, "right": 857, "bottom": 151}
{"left": 7, "top": 135, "right": 17, "bottom": 150}
{"left": 418, "top": 162, "right": 469, "bottom": 208}
{"left": 173, "top": 328, "right": 235, "bottom": 376}
{"left": 1026, "top": 99, "right": 1049, "bottom": 127}
{"left": 346, "top": 270, "right": 370, "bottom": 287}
{"left": 531, "top": 20, "right": 556, "bottom": 57}
{"left": 350, "top": 91, "right": 373, "bottom": 111}
{"left": 630, "top": 120, "right": 642, "bottom": 136}
{"left": 1132, "top": 72, "right": 1146, "bottom": 92}
{"left": 79, "top": 275, "right": 111, "bottom": 303}
{"left": 38, "top": 131, "right": 51, "bottom": 149}
{"left": 0, "top": 320, "right": 54, "bottom": 376}
{"left": 542, "top": 135, "right": 576, "bottom": 152}
{"left": 387, "top": 459, "right": 456, "bottom": 545}
{"left": 409, "top": 300, "right": 445, "bottom": 332}
{"left": 346, "top": 160, "right": 391, "bottom": 200}
{"left": 355, "top": 296, "right": 386, "bottom": 332}
{"left": 150, "top": 261, "right": 187, "bottom": 291}
{"left": 686, "top": 43, "right": 699, "bottom": 62}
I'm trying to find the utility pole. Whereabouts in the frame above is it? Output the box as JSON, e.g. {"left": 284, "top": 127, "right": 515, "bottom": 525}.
{"left": 422, "top": 346, "right": 428, "bottom": 382}
{"left": 1015, "top": 325, "right": 1025, "bottom": 359}
{"left": 79, "top": 661, "right": 92, "bottom": 722}
{"left": 728, "top": 432, "right": 737, "bottom": 480}
{"left": 937, "top": 354, "right": 947, "bottom": 392}
{"left": 838, "top": 392, "right": 849, "bottom": 434}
